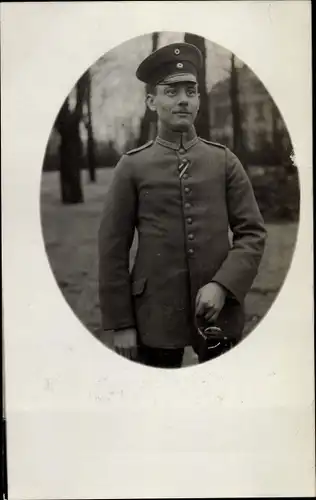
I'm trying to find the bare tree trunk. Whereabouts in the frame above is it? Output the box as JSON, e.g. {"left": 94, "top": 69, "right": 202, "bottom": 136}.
{"left": 84, "top": 70, "right": 97, "bottom": 182}
{"left": 184, "top": 33, "right": 210, "bottom": 140}
{"left": 137, "top": 32, "right": 159, "bottom": 146}
{"left": 55, "top": 91, "right": 84, "bottom": 204}
{"left": 230, "top": 55, "right": 246, "bottom": 168}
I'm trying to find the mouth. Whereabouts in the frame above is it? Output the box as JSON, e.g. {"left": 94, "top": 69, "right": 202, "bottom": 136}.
{"left": 173, "top": 111, "right": 191, "bottom": 116}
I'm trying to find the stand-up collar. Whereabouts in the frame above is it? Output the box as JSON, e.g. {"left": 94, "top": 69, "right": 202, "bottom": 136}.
{"left": 156, "top": 126, "right": 199, "bottom": 151}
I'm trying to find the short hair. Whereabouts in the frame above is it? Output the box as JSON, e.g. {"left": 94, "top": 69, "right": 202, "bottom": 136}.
{"left": 146, "top": 84, "right": 157, "bottom": 96}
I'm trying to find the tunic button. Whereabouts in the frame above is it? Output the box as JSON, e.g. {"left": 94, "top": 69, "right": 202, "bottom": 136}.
{"left": 184, "top": 187, "right": 190, "bottom": 194}
{"left": 188, "top": 248, "right": 194, "bottom": 256}
{"left": 182, "top": 173, "right": 188, "bottom": 179}
{"left": 184, "top": 202, "right": 191, "bottom": 209}
{"left": 179, "top": 148, "right": 185, "bottom": 154}
{"left": 188, "top": 233, "right": 194, "bottom": 240}
{"left": 187, "top": 217, "right": 192, "bottom": 224}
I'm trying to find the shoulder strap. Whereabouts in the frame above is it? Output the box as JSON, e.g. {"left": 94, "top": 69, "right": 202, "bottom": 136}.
{"left": 199, "top": 138, "right": 226, "bottom": 149}
{"left": 125, "top": 140, "right": 154, "bottom": 155}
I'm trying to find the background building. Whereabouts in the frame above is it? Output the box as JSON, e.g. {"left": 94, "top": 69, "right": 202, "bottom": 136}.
{"left": 209, "top": 64, "right": 292, "bottom": 166}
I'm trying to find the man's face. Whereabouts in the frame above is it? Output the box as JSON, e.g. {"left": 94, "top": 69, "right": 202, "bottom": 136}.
{"left": 147, "top": 81, "right": 200, "bottom": 132}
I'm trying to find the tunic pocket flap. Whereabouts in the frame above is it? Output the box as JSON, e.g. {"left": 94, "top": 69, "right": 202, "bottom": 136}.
{"left": 132, "top": 277, "right": 147, "bottom": 296}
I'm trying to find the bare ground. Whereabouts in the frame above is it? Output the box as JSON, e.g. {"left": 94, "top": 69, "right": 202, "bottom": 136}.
{"left": 40, "top": 169, "right": 298, "bottom": 366}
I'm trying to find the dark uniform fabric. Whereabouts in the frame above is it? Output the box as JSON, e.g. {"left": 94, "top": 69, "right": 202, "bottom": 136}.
{"left": 138, "top": 343, "right": 185, "bottom": 369}
{"left": 98, "top": 127, "right": 267, "bottom": 349}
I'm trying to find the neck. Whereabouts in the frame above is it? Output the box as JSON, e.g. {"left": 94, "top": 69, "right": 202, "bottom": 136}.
{"left": 157, "top": 122, "right": 197, "bottom": 147}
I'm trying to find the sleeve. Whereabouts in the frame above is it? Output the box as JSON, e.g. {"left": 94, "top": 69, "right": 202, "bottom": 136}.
{"left": 211, "top": 148, "right": 267, "bottom": 303}
{"left": 98, "top": 156, "right": 137, "bottom": 330}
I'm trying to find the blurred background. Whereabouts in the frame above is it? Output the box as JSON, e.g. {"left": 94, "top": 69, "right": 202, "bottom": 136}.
{"left": 40, "top": 32, "right": 300, "bottom": 366}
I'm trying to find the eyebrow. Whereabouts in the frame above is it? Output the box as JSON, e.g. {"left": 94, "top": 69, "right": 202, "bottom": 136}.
{"left": 158, "top": 83, "right": 198, "bottom": 89}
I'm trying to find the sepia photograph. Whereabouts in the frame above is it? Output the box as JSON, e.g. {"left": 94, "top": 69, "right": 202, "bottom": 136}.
{"left": 2, "top": 2, "right": 313, "bottom": 498}
{"left": 40, "top": 31, "right": 300, "bottom": 369}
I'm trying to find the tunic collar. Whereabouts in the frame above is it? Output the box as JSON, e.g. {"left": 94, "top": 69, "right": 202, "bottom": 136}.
{"left": 156, "top": 126, "right": 199, "bottom": 151}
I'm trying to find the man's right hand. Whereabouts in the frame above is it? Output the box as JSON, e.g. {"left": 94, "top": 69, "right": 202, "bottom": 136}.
{"left": 113, "top": 328, "right": 138, "bottom": 360}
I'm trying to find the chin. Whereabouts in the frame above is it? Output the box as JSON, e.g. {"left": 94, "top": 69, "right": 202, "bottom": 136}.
{"left": 172, "top": 120, "right": 192, "bottom": 132}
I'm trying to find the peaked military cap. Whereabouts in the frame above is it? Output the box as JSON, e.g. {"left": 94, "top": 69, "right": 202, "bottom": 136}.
{"left": 136, "top": 42, "right": 203, "bottom": 86}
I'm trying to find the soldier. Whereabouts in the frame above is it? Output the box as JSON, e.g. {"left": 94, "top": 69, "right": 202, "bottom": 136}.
{"left": 98, "top": 42, "right": 267, "bottom": 368}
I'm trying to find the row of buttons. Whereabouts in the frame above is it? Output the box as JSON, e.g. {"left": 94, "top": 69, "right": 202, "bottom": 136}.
{"left": 179, "top": 158, "right": 195, "bottom": 256}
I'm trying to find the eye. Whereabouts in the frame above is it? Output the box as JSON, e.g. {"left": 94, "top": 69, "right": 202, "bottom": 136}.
{"left": 165, "top": 87, "right": 177, "bottom": 96}
{"left": 187, "top": 87, "right": 197, "bottom": 96}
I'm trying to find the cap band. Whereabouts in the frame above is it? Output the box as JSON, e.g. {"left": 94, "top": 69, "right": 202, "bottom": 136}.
{"left": 149, "top": 60, "right": 198, "bottom": 86}
{"left": 158, "top": 73, "right": 198, "bottom": 85}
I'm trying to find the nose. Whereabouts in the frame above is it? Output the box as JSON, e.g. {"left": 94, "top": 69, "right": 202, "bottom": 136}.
{"left": 177, "top": 88, "right": 189, "bottom": 104}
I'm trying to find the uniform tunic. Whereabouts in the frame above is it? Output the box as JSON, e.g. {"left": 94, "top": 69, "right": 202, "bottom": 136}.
{"left": 98, "top": 128, "right": 267, "bottom": 348}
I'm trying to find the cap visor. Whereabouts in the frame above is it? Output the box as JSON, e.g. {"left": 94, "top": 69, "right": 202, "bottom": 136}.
{"left": 158, "top": 73, "right": 197, "bottom": 85}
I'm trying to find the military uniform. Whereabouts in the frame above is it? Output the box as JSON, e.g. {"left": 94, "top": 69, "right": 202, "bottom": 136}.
{"left": 98, "top": 43, "right": 267, "bottom": 364}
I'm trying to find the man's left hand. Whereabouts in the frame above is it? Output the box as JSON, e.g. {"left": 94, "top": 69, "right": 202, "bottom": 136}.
{"left": 195, "top": 282, "right": 227, "bottom": 323}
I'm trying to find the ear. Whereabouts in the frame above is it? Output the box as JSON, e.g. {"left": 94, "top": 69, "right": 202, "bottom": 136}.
{"left": 146, "top": 94, "right": 157, "bottom": 112}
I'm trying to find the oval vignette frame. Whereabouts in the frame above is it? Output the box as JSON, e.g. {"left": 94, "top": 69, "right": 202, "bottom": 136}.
{"left": 39, "top": 31, "right": 300, "bottom": 368}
